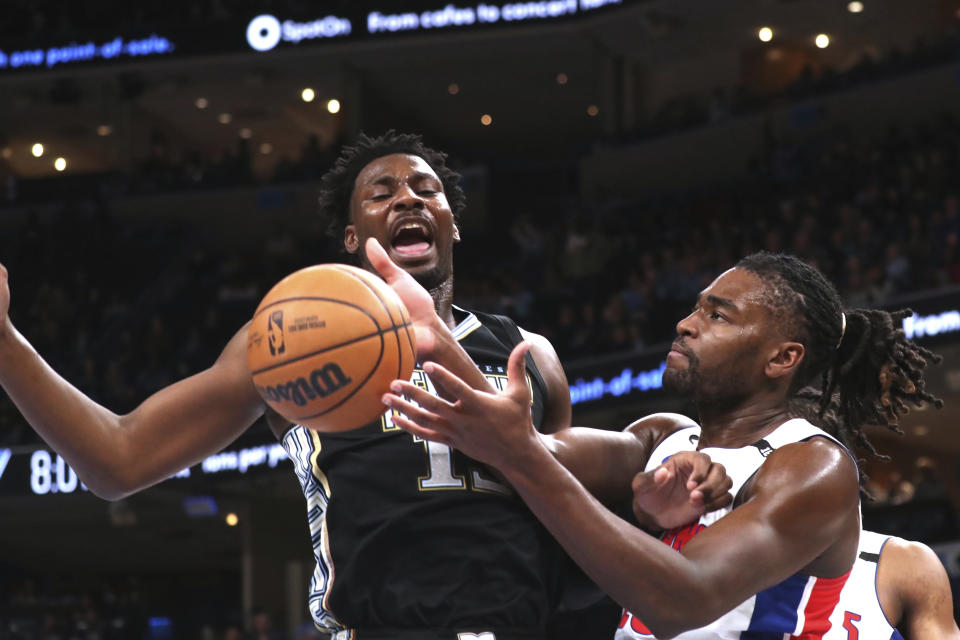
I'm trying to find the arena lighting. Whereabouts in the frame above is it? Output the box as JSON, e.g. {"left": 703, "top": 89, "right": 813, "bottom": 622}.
{"left": 11, "top": 442, "right": 290, "bottom": 496}
{"left": 758, "top": 27, "right": 773, "bottom": 42}
{"left": 480, "top": 113, "right": 492, "bottom": 126}
{"left": 31, "top": 143, "right": 44, "bottom": 157}
{"left": 54, "top": 157, "right": 66, "bottom": 171}
{"left": 448, "top": 82, "right": 460, "bottom": 95}
{"left": 326, "top": 98, "right": 341, "bottom": 113}
{"left": 244, "top": 1, "right": 627, "bottom": 53}
{"left": 1, "top": 147, "right": 11, "bottom": 159}
{"left": 913, "top": 425, "right": 930, "bottom": 437}
{"left": 195, "top": 97, "right": 208, "bottom": 109}
{"left": 569, "top": 361, "right": 666, "bottom": 406}
{"left": 217, "top": 112, "right": 232, "bottom": 124}
{"left": 0, "top": 34, "right": 174, "bottom": 72}
{"left": 239, "top": 127, "right": 252, "bottom": 139}
{"left": 556, "top": 72, "right": 568, "bottom": 85}
{"left": 815, "top": 33, "right": 830, "bottom": 48}
{"left": 902, "top": 309, "right": 960, "bottom": 339}
{"left": 259, "top": 142, "right": 273, "bottom": 154}
{"left": 587, "top": 104, "right": 599, "bottom": 116}
{"left": 301, "top": 87, "right": 316, "bottom": 102}
{"left": 847, "top": 1, "right": 864, "bottom": 13}
{"left": 96, "top": 124, "right": 112, "bottom": 136}
{"left": 225, "top": 512, "right": 239, "bottom": 526}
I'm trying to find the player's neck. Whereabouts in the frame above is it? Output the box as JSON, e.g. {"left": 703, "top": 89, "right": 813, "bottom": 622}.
{"left": 696, "top": 396, "right": 791, "bottom": 449}
{"left": 430, "top": 275, "right": 456, "bottom": 329}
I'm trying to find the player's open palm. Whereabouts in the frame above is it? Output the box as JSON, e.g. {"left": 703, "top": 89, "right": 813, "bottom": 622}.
{"left": 365, "top": 237, "right": 440, "bottom": 357}
{"left": 631, "top": 451, "right": 733, "bottom": 531}
{"left": 382, "top": 341, "right": 539, "bottom": 469}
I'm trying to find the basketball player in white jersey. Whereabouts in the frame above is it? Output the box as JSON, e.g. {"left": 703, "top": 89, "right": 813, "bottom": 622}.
{"left": 826, "top": 530, "right": 959, "bottom": 640}
{"left": 382, "top": 252, "right": 945, "bottom": 639}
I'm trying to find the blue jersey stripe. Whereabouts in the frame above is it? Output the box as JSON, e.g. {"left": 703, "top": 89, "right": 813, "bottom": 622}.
{"left": 747, "top": 572, "right": 808, "bottom": 633}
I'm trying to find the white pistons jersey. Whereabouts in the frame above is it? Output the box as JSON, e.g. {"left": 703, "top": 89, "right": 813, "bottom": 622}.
{"left": 823, "top": 530, "right": 904, "bottom": 640}
{"left": 615, "top": 418, "right": 856, "bottom": 640}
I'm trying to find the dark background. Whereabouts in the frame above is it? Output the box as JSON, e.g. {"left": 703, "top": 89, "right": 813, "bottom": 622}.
{"left": 1, "top": 0, "right": 960, "bottom": 637}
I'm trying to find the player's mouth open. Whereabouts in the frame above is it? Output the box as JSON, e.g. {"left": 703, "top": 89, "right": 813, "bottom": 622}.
{"left": 391, "top": 221, "right": 434, "bottom": 257}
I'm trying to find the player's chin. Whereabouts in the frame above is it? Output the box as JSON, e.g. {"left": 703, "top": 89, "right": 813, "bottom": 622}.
{"left": 662, "top": 368, "right": 692, "bottom": 393}
{"left": 409, "top": 262, "right": 451, "bottom": 291}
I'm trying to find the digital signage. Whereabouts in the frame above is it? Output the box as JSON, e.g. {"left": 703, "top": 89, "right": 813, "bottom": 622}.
{"left": 0, "top": 0, "right": 631, "bottom": 74}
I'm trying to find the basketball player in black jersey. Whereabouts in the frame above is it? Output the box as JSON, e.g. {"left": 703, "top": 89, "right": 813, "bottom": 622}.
{"left": 0, "top": 132, "right": 729, "bottom": 639}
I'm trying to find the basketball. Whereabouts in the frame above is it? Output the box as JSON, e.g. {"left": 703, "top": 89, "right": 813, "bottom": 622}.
{"left": 246, "top": 264, "right": 416, "bottom": 432}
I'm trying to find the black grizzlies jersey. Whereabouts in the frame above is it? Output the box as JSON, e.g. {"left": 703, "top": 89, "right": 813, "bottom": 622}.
{"left": 281, "top": 307, "right": 562, "bottom": 637}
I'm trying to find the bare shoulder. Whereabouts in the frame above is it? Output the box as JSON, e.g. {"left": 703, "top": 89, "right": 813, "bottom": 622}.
{"left": 883, "top": 536, "right": 950, "bottom": 583}
{"left": 880, "top": 535, "right": 960, "bottom": 638}
{"left": 518, "top": 326, "right": 571, "bottom": 434}
{"left": 749, "top": 437, "right": 860, "bottom": 502}
{"left": 518, "top": 327, "right": 563, "bottom": 370}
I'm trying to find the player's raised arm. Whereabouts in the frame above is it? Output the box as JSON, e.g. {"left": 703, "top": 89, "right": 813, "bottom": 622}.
{"left": 0, "top": 263, "right": 264, "bottom": 499}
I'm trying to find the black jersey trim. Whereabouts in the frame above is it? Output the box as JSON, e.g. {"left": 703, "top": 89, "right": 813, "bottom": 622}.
{"left": 858, "top": 550, "right": 880, "bottom": 563}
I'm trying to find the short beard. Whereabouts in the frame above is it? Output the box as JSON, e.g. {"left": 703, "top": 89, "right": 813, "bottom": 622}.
{"left": 663, "top": 366, "right": 697, "bottom": 396}
{"left": 663, "top": 352, "right": 749, "bottom": 409}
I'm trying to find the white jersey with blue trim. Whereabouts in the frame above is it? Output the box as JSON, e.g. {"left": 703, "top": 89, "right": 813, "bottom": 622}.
{"left": 615, "top": 418, "right": 857, "bottom": 640}
{"left": 823, "top": 530, "right": 904, "bottom": 640}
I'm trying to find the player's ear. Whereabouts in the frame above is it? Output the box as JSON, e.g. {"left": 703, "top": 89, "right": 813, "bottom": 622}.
{"left": 453, "top": 223, "right": 461, "bottom": 243}
{"left": 766, "top": 341, "right": 804, "bottom": 381}
{"left": 344, "top": 225, "right": 359, "bottom": 254}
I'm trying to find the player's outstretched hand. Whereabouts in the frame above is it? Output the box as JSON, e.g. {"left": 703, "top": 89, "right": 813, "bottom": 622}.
{"left": 382, "top": 341, "right": 539, "bottom": 469}
{"left": 364, "top": 237, "right": 441, "bottom": 358}
{"left": 631, "top": 451, "right": 733, "bottom": 531}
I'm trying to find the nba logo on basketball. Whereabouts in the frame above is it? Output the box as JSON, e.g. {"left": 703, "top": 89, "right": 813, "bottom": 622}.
{"left": 268, "top": 310, "right": 285, "bottom": 356}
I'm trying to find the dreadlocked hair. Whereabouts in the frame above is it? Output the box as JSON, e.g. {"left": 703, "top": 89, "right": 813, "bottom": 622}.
{"left": 736, "top": 252, "right": 942, "bottom": 486}
{"left": 318, "top": 130, "right": 466, "bottom": 252}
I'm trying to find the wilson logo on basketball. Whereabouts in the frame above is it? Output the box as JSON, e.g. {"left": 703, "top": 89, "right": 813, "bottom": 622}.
{"left": 257, "top": 362, "right": 353, "bottom": 407}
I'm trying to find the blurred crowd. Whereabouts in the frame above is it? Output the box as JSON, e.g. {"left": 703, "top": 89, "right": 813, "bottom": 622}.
{"left": 0, "top": 572, "right": 312, "bottom": 640}
{"left": 623, "top": 25, "right": 960, "bottom": 143}
{"left": 459, "top": 113, "right": 960, "bottom": 360}
{"left": 3, "top": 111, "right": 960, "bottom": 447}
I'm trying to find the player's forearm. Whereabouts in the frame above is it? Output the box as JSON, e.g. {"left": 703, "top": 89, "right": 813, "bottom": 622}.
{"left": 499, "top": 441, "right": 722, "bottom": 636}
{"left": 0, "top": 322, "right": 131, "bottom": 496}
{"left": 0, "top": 322, "right": 262, "bottom": 499}
{"left": 545, "top": 427, "right": 647, "bottom": 504}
